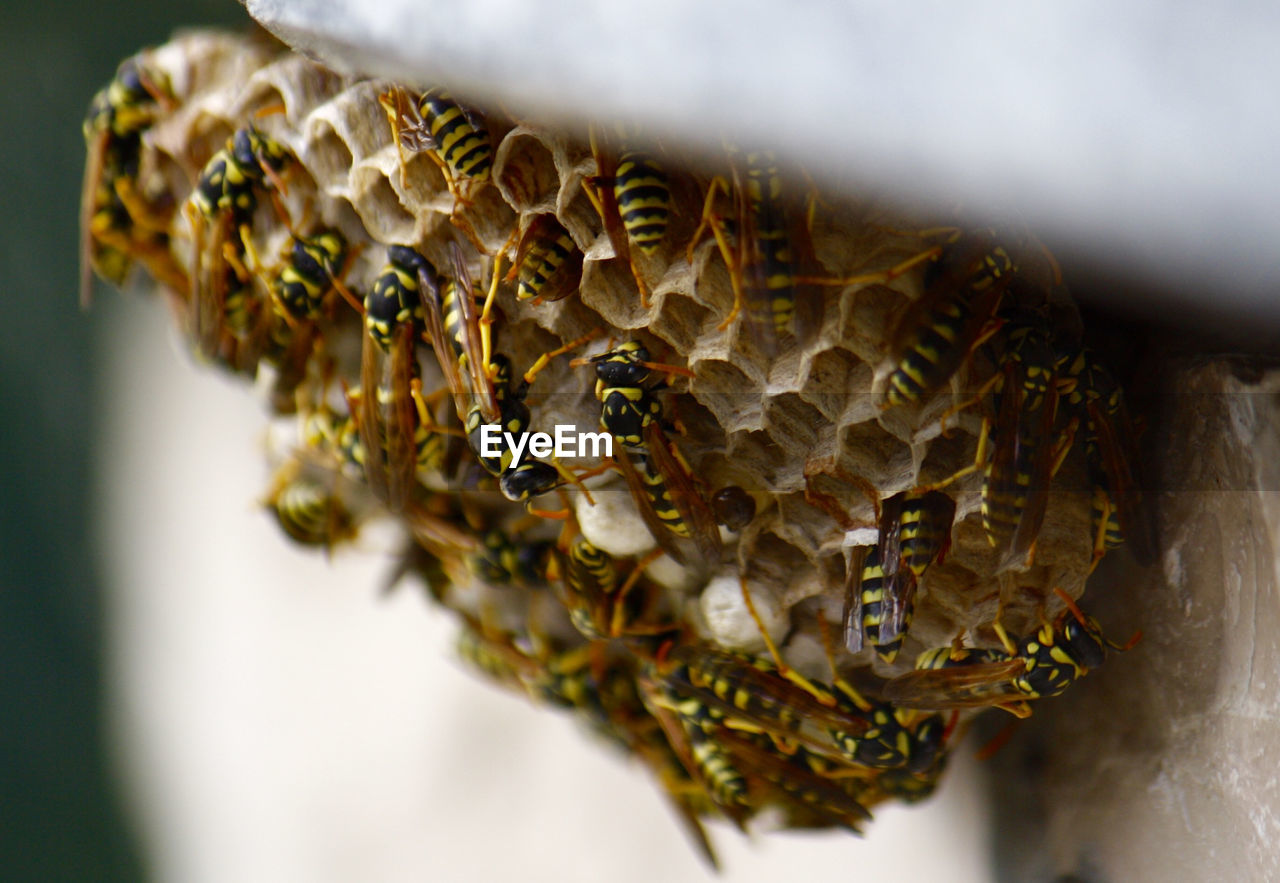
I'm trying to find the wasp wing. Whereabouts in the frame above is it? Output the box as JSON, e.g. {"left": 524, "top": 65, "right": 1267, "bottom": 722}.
{"left": 883, "top": 658, "right": 1028, "bottom": 710}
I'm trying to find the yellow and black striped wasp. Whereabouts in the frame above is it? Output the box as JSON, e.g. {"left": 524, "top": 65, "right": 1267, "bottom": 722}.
{"left": 422, "top": 245, "right": 592, "bottom": 509}
{"left": 186, "top": 125, "right": 292, "bottom": 365}
{"left": 640, "top": 642, "right": 944, "bottom": 823}
{"left": 712, "top": 727, "right": 877, "bottom": 833}
{"left": 189, "top": 217, "right": 270, "bottom": 375}
{"left": 466, "top": 529, "right": 553, "bottom": 589}
{"left": 680, "top": 626, "right": 948, "bottom": 776}
{"left": 979, "top": 311, "right": 1074, "bottom": 571}
{"left": 644, "top": 644, "right": 876, "bottom": 767}
{"left": 417, "top": 243, "right": 501, "bottom": 424}
{"left": 255, "top": 228, "right": 364, "bottom": 407}
{"left": 577, "top": 342, "right": 721, "bottom": 566}
{"left": 204, "top": 228, "right": 352, "bottom": 391}
{"left": 639, "top": 672, "right": 756, "bottom": 829}
{"left": 263, "top": 456, "right": 361, "bottom": 553}
{"left": 353, "top": 245, "right": 455, "bottom": 510}
{"left": 556, "top": 533, "right": 622, "bottom": 640}
{"left": 549, "top": 513, "right": 671, "bottom": 641}
{"left": 80, "top": 53, "right": 185, "bottom": 307}
{"left": 644, "top": 666, "right": 878, "bottom": 836}
{"left": 472, "top": 355, "right": 567, "bottom": 506}
{"left": 580, "top": 340, "right": 672, "bottom": 448}
{"left": 881, "top": 230, "right": 1014, "bottom": 409}
{"left": 845, "top": 490, "right": 957, "bottom": 661}
{"left": 187, "top": 124, "right": 291, "bottom": 238}
{"left": 1055, "top": 341, "right": 1156, "bottom": 567}
{"left": 884, "top": 588, "right": 1140, "bottom": 717}
{"left": 843, "top": 544, "right": 885, "bottom": 656}
{"left": 379, "top": 85, "right": 492, "bottom": 249}
{"left": 877, "top": 489, "right": 956, "bottom": 645}
{"left": 508, "top": 213, "right": 583, "bottom": 304}
{"left": 920, "top": 306, "right": 1076, "bottom": 572}
{"left": 380, "top": 85, "right": 492, "bottom": 195}
{"left": 271, "top": 229, "right": 363, "bottom": 322}
{"left": 688, "top": 147, "right": 825, "bottom": 354}
{"left": 583, "top": 125, "right": 673, "bottom": 308}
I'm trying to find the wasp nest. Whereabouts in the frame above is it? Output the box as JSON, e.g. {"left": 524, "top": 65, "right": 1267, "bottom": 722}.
{"left": 84, "top": 29, "right": 1152, "bottom": 864}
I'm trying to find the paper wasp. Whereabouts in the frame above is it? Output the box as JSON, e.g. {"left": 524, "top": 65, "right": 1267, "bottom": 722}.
{"left": 552, "top": 521, "right": 669, "bottom": 641}
{"left": 712, "top": 728, "right": 875, "bottom": 832}
{"left": 271, "top": 229, "right": 362, "bottom": 321}
{"left": 647, "top": 685, "right": 752, "bottom": 816}
{"left": 876, "top": 490, "right": 956, "bottom": 647}
{"left": 380, "top": 86, "right": 492, "bottom": 192}
{"left": 844, "top": 491, "right": 956, "bottom": 661}
{"left": 467, "top": 530, "right": 552, "bottom": 589}
{"left": 1055, "top": 342, "right": 1156, "bottom": 567}
{"left": 379, "top": 85, "right": 492, "bottom": 249}
{"left": 577, "top": 342, "right": 720, "bottom": 565}
{"left": 355, "top": 245, "right": 453, "bottom": 510}
{"left": 920, "top": 308, "right": 1075, "bottom": 571}
{"left": 81, "top": 53, "right": 185, "bottom": 307}
{"left": 687, "top": 147, "right": 826, "bottom": 354}
{"left": 647, "top": 644, "right": 876, "bottom": 766}
{"left": 199, "top": 227, "right": 355, "bottom": 397}
{"left": 423, "top": 245, "right": 594, "bottom": 508}
{"left": 186, "top": 125, "right": 292, "bottom": 364}
{"left": 884, "top": 589, "right": 1140, "bottom": 716}
{"left": 583, "top": 126, "right": 672, "bottom": 308}
{"left": 264, "top": 457, "right": 360, "bottom": 552}
{"left": 643, "top": 674, "right": 874, "bottom": 835}
{"left": 882, "top": 231, "right": 1013, "bottom": 408}
{"left": 509, "top": 213, "right": 582, "bottom": 303}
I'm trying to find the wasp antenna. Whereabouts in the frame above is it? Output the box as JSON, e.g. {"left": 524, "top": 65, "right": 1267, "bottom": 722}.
{"left": 1052, "top": 586, "right": 1090, "bottom": 627}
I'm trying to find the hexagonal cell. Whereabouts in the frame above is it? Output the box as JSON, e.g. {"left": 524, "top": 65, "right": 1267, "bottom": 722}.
{"left": 227, "top": 78, "right": 288, "bottom": 122}
{"left": 386, "top": 148, "right": 449, "bottom": 211}
{"left": 683, "top": 250, "right": 736, "bottom": 319}
{"left": 740, "top": 527, "right": 827, "bottom": 609}
{"left": 554, "top": 176, "right": 602, "bottom": 248}
{"left": 302, "top": 81, "right": 392, "bottom": 165}
{"left": 347, "top": 167, "right": 416, "bottom": 244}
{"left": 773, "top": 491, "right": 853, "bottom": 560}
{"left": 493, "top": 128, "right": 560, "bottom": 213}
{"left": 723, "top": 429, "right": 792, "bottom": 491}
{"left": 668, "top": 394, "right": 726, "bottom": 465}
{"left": 689, "top": 358, "right": 762, "bottom": 433}
{"left": 648, "top": 290, "right": 711, "bottom": 355}
{"left": 240, "top": 55, "right": 344, "bottom": 122}
{"left": 799, "top": 346, "right": 871, "bottom": 423}
{"left": 302, "top": 121, "right": 356, "bottom": 194}
{"left": 458, "top": 186, "right": 518, "bottom": 254}
{"left": 761, "top": 392, "right": 826, "bottom": 457}
{"left": 837, "top": 281, "right": 907, "bottom": 366}
{"left": 578, "top": 257, "right": 650, "bottom": 330}
{"left": 835, "top": 417, "right": 915, "bottom": 490}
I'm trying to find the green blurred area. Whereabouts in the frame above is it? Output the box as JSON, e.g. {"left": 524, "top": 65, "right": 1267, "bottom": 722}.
{"left": 0, "top": 2, "right": 246, "bottom": 878}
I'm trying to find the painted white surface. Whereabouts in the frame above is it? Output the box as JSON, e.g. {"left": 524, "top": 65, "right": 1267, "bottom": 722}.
{"left": 249, "top": 0, "right": 1280, "bottom": 324}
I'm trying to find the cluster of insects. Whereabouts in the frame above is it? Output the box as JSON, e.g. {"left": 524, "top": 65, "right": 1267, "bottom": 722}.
{"left": 82, "top": 35, "right": 1152, "bottom": 866}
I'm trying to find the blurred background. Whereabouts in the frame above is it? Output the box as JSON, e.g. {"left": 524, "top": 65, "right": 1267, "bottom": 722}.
{"left": 0, "top": 2, "right": 240, "bottom": 879}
